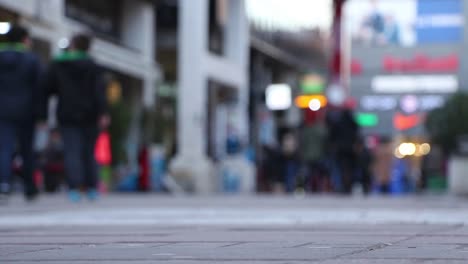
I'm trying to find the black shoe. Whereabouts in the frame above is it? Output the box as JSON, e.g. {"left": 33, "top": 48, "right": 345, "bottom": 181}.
{"left": 24, "top": 190, "right": 39, "bottom": 202}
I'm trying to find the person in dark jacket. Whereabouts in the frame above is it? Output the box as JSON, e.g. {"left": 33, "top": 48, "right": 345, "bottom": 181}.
{"left": 0, "top": 25, "right": 41, "bottom": 202}
{"left": 41, "top": 34, "right": 109, "bottom": 202}
{"left": 326, "top": 108, "right": 360, "bottom": 194}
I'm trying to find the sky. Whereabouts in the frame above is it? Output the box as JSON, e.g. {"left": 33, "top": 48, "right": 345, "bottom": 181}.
{"left": 246, "top": 0, "right": 333, "bottom": 31}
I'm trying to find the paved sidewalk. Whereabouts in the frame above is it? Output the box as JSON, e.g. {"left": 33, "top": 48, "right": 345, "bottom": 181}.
{"left": 1, "top": 194, "right": 468, "bottom": 263}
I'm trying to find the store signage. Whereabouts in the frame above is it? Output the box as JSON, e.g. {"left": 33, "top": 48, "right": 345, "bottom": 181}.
{"left": 361, "top": 95, "right": 446, "bottom": 112}
{"left": 301, "top": 74, "right": 325, "bottom": 94}
{"left": 356, "top": 113, "right": 379, "bottom": 127}
{"left": 394, "top": 113, "right": 422, "bottom": 131}
{"left": 347, "top": 0, "right": 463, "bottom": 47}
{"left": 372, "top": 75, "right": 458, "bottom": 93}
{"left": 351, "top": 59, "right": 362, "bottom": 75}
{"left": 361, "top": 95, "right": 397, "bottom": 111}
{"left": 418, "top": 95, "right": 445, "bottom": 110}
{"left": 351, "top": 54, "right": 459, "bottom": 75}
{"left": 295, "top": 95, "right": 327, "bottom": 109}
{"left": 266, "top": 84, "right": 292, "bottom": 111}
{"left": 384, "top": 54, "right": 459, "bottom": 73}
{"left": 400, "top": 95, "right": 419, "bottom": 113}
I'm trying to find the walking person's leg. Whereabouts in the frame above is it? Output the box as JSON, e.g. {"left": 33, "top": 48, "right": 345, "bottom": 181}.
{"left": 61, "top": 127, "right": 84, "bottom": 202}
{"left": 83, "top": 127, "right": 99, "bottom": 200}
{"left": 0, "top": 121, "right": 16, "bottom": 199}
{"left": 19, "top": 121, "right": 38, "bottom": 200}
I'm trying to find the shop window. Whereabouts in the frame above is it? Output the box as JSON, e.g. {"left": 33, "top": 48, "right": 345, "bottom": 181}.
{"left": 208, "top": 0, "right": 227, "bottom": 56}
{"left": 65, "top": 0, "right": 122, "bottom": 39}
{"left": 206, "top": 80, "right": 239, "bottom": 160}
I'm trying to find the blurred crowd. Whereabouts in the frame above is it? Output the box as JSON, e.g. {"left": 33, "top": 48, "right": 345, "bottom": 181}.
{"left": 257, "top": 106, "right": 434, "bottom": 196}
{"left": 0, "top": 25, "right": 109, "bottom": 203}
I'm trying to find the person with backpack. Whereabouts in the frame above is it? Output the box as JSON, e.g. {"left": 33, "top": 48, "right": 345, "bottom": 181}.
{"left": 40, "top": 33, "right": 109, "bottom": 202}
{"left": 0, "top": 25, "right": 42, "bottom": 202}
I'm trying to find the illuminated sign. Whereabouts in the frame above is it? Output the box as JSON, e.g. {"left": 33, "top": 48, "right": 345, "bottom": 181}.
{"left": 301, "top": 74, "right": 325, "bottom": 94}
{"left": 400, "top": 95, "right": 446, "bottom": 113}
{"left": 394, "top": 113, "right": 422, "bottom": 131}
{"left": 266, "top": 84, "right": 292, "bottom": 111}
{"left": 351, "top": 59, "right": 363, "bottom": 75}
{"left": 372, "top": 75, "right": 458, "bottom": 93}
{"left": 400, "top": 95, "right": 419, "bottom": 113}
{"left": 384, "top": 54, "right": 459, "bottom": 73}
{"left": 419, "top": 95, "right": 445, "bottom": 110}
{"left": 295, "top": 95, "right": 327, "bottom": 109}
{"left": 361, "top": 96, "right": 397, "bottom": 111}
{"left": 346, "top": 0, "right": 464, "bottom": 47}
{"left": 0, "top": 22, "right": 11, "bottom": 35}
{"left": 356, "top": 113, "right": 379, "bottom": 127}
{"left": 361, "top": 95, "right": 446, "bottom": 112}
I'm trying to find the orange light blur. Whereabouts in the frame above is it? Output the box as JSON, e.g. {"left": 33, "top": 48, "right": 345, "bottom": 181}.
{"left": 295, "top": 95, "right": 327, "bottom": 109}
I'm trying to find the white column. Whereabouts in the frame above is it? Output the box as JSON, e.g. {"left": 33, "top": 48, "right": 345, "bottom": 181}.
{"left": 171, "top": 0, "right": 251, "bottom": 194}
{"left": 140, "top": 1, "right": 156, "bottom": 64}
{"left": 141, "top": 1, "right": 157, "bottom": 107}
{"left": 225, "top": 0, "right": 249, "bottom": 66}
{"left": 225, "top": 0, "right": 250, "bottom": 143}
{"left": 170, "top": 0, "right": 215, "bottom": 194}
{"left": 177, "top": 0, "right": 209, "bottom": 156}
{"left": 121, "top": 0, "right": 145, "bottom": 51}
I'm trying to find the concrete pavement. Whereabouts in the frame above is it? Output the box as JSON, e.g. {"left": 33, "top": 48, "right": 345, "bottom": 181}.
{"left": 1, "top": 194, "right": 468, "bottom": 263}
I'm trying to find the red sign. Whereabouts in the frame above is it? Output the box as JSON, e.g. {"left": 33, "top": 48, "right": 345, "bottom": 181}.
{"left": 393, "top": 113, "right": 422, "bottom": 131}
{"left": 351, "top": 59, "right": 363, "bottom": 75}
{"left": 384, "top": 54, "right": 459, "bottom": 73}
{"left": 351, "top": 54, "right": 459, "bottom": 75}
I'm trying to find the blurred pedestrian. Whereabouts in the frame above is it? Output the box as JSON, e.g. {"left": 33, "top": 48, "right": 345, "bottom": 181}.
{"left": 300, "top": 112, "right": 328, "bottom": 192}
{"left": 39, "top": 128, "right": 64, "bottom": 193}
{"left": 258, "top": 145, "right": 278, "bottom": 192}
{"left": 326, "top": 108, "right": 360, "bottom": 194}
{"left": 0, "top": 25, "right": 42, "bottom": 202}
{"left": 354, "top": 137, "right": 373, "bottom": 195}
{"left": 278, "top": 132, "right": 300, "bottom": 193}
{"left": 372, "top": 137, "right": 393, "bottom": 194}
{"left": 40, "top": 33, "right": 109, "bottom": 202}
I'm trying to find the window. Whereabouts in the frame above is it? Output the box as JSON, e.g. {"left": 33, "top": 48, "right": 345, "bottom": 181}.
{"left": 65, "top": 0, "right": 122, "bottom": 38}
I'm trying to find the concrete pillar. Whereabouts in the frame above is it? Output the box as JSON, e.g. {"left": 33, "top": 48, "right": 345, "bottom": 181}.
{"left": 177, "top": 0, "right": 209, "bottom": 157}
{"left": 171, "top": 0, "right": 250, "bottom": 194}
{"left": 225, "top": 0, "right": 250, "bottom": 142}
{"left": 170, "top": 0, "right": 214, "bottom": 194}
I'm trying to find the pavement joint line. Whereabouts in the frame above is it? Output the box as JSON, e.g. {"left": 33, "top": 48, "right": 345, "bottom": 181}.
{"left": 218, "top": 242, "right": 247, "bottom": 248}
{"left": 149, "top": 242, "right": 179, "bottom": 248}
{"left": 290, "top": 242, "right": 315, "bottom": 248}
{"left": 331, "top": 242, "right": 393, "bottom": 260}
{"left": 330, "top": 223, "right": 467, "bottom": 260}
{"left": 0, "top": 247, "right": 63, "bottom": 257}
{"left": 389, "top": 223, "right": 466, "bottom": 245}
